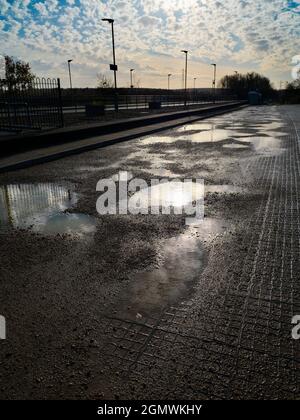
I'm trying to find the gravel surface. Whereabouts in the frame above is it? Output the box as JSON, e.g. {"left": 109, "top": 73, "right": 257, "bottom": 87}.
{"left": 0, "top": 105, "right": 299, "bottom": 400}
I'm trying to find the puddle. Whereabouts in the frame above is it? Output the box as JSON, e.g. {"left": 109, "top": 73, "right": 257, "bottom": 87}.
{"left": 205, "top": 184, "right": 243, "bottom": 194}
{"left": 178, "top": 123, "right": 214, "bottom": 132}
{"left": 223, "top": 143, "right": 250, "bottom": 150}
{"left": 126, "top": 218, "right": 229, "bottom": 313}
{"left": 130, "top": 233, "right": 205, "bottom": 311}
{"left": 129, "top": 181, "right": 204, "bottom": 211}
{"left": 252, "top": 122, "right": 286, "bottom": 131}
{"left": 141, "top": 120, "right": 287, "bottom": 146}
{"left": 182, "top": 128, "right": 244, "bottom": 143}
{"left": 76, "top": 165, "right": 104, "bottom": 172}
{"left": 0, "top": 183, "right": 96, "bottom": 237}
{"left": 141, "top": 136, "right": 178, "bottom": 145}
{"left": 27, "top": 213, "right": 96, "bottom": 236}
{"left": 238, "top": 136, "right": 285, "bottom": 156}
{"left": 143, "top": 168, "right": 183, "bottom": 178}
{"left": 141, "top": 129, "right": 236, "bottom": 144}
{"left": 127, "top": 181, "right": 242, "bottom": 213}
{"left": 257, "top": 130, "right": 289, "bottom": 138}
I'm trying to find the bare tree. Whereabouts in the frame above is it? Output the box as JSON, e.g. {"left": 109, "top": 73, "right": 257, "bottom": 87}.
{"left": 97, "top": 73, "right": 113, "bottom": 89}
{"left": 0, "top": 55, "right": 35, "bottom": 89}
{"left": 0, "top": 54, "right": 5, "bottom": 80}
{"left": 219, "top": 72, "right": 274, "bottom": 99}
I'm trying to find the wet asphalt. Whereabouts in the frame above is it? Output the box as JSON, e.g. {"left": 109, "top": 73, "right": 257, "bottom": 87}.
{"left": 0, "top": 105, "right": 299, "bottom": 400}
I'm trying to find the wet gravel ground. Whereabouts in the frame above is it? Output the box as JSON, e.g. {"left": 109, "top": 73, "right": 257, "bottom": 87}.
{"left": 0, "top": 105, "right": 299, "bottom": 400}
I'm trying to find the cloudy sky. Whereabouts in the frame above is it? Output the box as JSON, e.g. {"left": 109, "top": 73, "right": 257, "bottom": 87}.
{"left": 0, "top": 0, "right": 299, "bottom": 89}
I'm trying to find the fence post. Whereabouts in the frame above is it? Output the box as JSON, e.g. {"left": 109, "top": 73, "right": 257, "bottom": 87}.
{"left": 26, "top": 102, "right": 31, "bottom": 128}
{"left": 57, "top": 78, "right": 64, "bottom": 127}
{"left": 7, "top": 102, "right": 12, "bottom": 131}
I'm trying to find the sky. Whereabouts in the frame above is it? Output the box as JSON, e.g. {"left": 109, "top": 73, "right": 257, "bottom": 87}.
{"left": 0, "top": 0, "right": 299, "bottom": 89}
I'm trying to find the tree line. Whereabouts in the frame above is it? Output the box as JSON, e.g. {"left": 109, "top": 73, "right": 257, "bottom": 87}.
{"left": 219, "top": 71, "right": 300, "bottom": 103}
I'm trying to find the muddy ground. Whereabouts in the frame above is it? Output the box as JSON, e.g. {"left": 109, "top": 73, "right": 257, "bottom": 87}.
{"left": 0, "top": 105, "right": 299, "bottom": 400}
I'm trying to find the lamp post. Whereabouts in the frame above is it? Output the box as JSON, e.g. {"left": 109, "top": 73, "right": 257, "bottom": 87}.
{"left": 168, "top": 73, "right": 172, "bottom": 90}
{"left": 193, "top": 77, "right": 197, "bottom": 103}
{"left": 130, "top": 69, "right": 135, "bottom": 88}
{"left": 67, "top": 59, "right": 73, "bottom": 90}
{"left": 102, "top": 18, "right": 118, "bottom": 112}
{"left": 211, "top": 63, "right": 217, "bottom": 102}
{"left": 181, "top": 50, "right": 188, "bottom": 106}
{"left": 67, "top": 59, "right": 76, "bottom": 111}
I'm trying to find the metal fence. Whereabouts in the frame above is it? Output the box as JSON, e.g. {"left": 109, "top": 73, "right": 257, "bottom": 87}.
{"left": 107, "top": 93, "right": 235, "bottom": 111}
{"left": 62, "top": 92, "right": 238, "bottom": 113}
{"left": 0, "top": 78, "right": 64, "bottom": 132}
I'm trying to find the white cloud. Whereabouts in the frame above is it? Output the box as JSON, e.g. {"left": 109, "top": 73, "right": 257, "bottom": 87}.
{"left": 0, "top": 0, "right": 299, "bottom": 88}
{"left": 34, "top": 2, "right": 48, "bottom": 16}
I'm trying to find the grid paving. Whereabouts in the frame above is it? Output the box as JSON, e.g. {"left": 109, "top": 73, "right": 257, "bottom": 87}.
{"left": 100, "top": 107, "right": 300, "bottom": 399}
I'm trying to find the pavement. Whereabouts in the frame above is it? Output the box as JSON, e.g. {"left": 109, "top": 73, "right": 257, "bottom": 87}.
{"left": 0, "top": 105, "right": 299, "bottom": 399}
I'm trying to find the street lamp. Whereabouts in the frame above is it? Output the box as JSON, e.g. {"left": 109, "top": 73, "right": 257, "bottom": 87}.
{"left": 67, "top": 59, "right": 76, "bottom": 111}
{"left": 102, "top": 18, "right": 118, "bottom": 111}
{"left": 130, "top": 69, "right": 135, "bottom": 88}
{"left": 168, "top": 73, "right": 172, "bottom": 90}
{"left": 194, "top": 77, "right": 197, "bottom": 89}
{"left": 181, "top": 50, "right": 188, "bottom": 106}
{"left": 67, "top": 59, "right": 73, "bottom": 90}
{"left": 211, "top": 63, "right": 217, "bottom": 102}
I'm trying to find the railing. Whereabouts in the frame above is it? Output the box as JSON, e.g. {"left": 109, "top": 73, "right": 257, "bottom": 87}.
{"left": 62, "top": 93, "right": 238, "bottom": 113}
{"left": 0, "top": 78, "right": 64, "bottom": 132}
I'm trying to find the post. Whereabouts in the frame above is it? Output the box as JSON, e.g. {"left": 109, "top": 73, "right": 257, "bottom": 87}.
{"left": 168, "top": 74, "right": 171, "bottom": 90}
{"left": 181, "top": 50, "right": 188, "bottom": 107}
{"left": 68, "top": 60, "right": 73, "bottom": 90}
{"left": 211, "top": 64, "right": 217, "bottom": 103}
{"left": 111, "top": 21, "right": 118, "bottom": 112}
{"left": 57, "top": 78, "right": 64, "bottom": 127}
{"left": 130, "top": 69, "right": 134, "bottom": 89}
{"left": 185, "top": 54, "right": 187, "bottom": 106}
{"left": 214, "top": 65, "right": 216, "bottom": 101}
{"left": 68, "top": 59, "right": 76, "bottom": 112}
{"left": 103, "top": 18, "right": 119, "bottom": 112}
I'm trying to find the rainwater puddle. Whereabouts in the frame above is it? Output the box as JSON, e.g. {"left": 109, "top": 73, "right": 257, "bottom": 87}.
{"left": 141, "top": 128, "right": 236, "bottom": 145}
{"left": 143, "top": 168, "right": 182, "bottom": 178}
{"left": 128, "top": 218, "right": 229, "bottom": 312}
{"left": 205, "top": 184, "right": 243, "bottom": 194}
{"left": 178, "top": 123, "right": 214, "bottom": 131}
{"left": 141, "top": 136, "right": 178, "bottom": 145}
{"left": 252, "top": 122, "right": 286, "bottom": 131}
{"left": 184, "top": 129, "right": 233, "bottom": 143}
{"left": 238, "top": 136, "right": 285, "bottom": 156}
{"left": 0, "top": 183, "right": 96, "bottom": 237}
{"left": 129, "top": 181, "right": 204, "bottom": 210}
{"left": 258, "top": 130, "right": 289, "bottom": 138}
{"left": 128, "top": 181, "right": 242, "bottom": 212}
{"left": 76, "top": 165, "right": 104, "bottom": 172}
{"left": 223, "top": 143, "right": 250, "bottom": 150}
